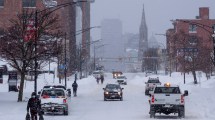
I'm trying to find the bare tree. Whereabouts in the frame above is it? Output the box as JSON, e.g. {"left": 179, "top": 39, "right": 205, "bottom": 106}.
{"left": 173, "top": 30, "right": 213, "bottom": 84}
{"left": 0, "top": 9, "right": 62, "bottom": 102}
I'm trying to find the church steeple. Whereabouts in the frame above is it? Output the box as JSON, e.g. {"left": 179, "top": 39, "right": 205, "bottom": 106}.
{"left": 138, "top": 4, "right": 148, "bottom": 55}
{"left": 138, "top": 4, "right": 148, "bottom": 71}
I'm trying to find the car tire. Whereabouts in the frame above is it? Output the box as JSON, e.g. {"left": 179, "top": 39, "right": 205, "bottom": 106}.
{"left": 149, "top": 106, "right": 155, "bottom": 118}
{"left": 145, "top": 90, "right": 149, "bottom": 95}
{"left": 178, "top": 106, "right": 185, "bottom": 118}
{"left": 104, "top": 97, "right": 107, "bottom": 101}
{"left": 64, "top": 108, "right": 68, "bottom": 115}
{"left": 120, "top": 97, "right": 123, "bottom": 101}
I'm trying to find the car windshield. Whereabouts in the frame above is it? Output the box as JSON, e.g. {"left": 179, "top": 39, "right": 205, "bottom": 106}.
{"left": 148, "top": 80, "right": 160, "bottom": 83}
{"left": 117, "top": 76, "right": 126, "bottom": 79}
{"left": 154, "top": 87, "right": 181, "bottom": 94}
{"left": 93, "top": 71, "right": 100, "bottom": 74}
{"left": 42, "top": 89, "right": 65, "bottom": 97}
{"left": 106, "top": 84, "right": 121, "bottom": 90}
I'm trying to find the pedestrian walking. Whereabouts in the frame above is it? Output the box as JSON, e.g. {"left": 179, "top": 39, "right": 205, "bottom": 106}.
{"left": 100, "top": 74, "right": 104, "bottom": 84}
{"left": 72, "top": 81, "right": 78, "bottom": 97}
{"left": 27, "top": 92, "right": 43, "bottom": 120}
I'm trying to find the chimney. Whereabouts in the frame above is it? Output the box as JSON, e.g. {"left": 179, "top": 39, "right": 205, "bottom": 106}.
{"left": 199, "top": 7, "right": 209, "bottom": 19}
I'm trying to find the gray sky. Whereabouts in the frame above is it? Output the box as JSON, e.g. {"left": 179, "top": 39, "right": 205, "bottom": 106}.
{"left": 91, "top": 0, "right": 215, "bottom": 44}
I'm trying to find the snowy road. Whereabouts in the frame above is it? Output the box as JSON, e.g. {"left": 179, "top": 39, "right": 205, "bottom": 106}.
{"left": 44, "top": 73, "right": 150, "bottom": 120}
{"left": 1, "top": 72, "right": 215, "bottom": 120}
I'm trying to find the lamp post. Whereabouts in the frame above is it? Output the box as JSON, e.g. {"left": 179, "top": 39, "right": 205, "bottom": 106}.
{"left": 94, "top": 44, "right": 107, "bottom": 70}
{"left": 64, "top": 33, "right": 67, "bottom": 88}
{"left": 34, "top": 0, "right": 88, "bottom": 94}
{"left": 78, "top": 39, "right": 101, "bottom": 79}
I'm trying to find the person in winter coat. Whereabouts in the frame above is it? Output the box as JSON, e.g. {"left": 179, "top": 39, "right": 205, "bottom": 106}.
{"left": 72, "top": 81, "right": 78, "bottom": 96}
{"left": 27, "top": 92, "right": 41, "bottom": 120}
{"left": 100, "top": 74, "right": 104, "bottom": 84}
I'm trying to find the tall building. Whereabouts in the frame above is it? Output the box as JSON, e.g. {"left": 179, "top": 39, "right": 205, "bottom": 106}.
{"left": 167, "top": 7, "right": 215, "bottom": 72}
{"left": 123, "top": 33, "right": 140, "bottom": 72}
{"left": 100, "top": 19, "right": 124, "bottom": 72}
{"left": 138, "top": 4, "right": 148, "bottom": 71}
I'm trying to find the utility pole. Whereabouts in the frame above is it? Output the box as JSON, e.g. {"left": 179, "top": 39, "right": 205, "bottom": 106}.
{"left": 212, "top": 26, "right": 215, "bottom": 65}
{"left": 93, "top": 44, "right": 96, "bottom": 70}
{"left": 34, "top": 10, "right": 38, "bottom": 94}
{"left": 64, "top": 33, "right": 67, "bottom": 88}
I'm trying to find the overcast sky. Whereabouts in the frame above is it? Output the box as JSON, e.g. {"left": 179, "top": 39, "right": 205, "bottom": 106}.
{"left": 91, "top": 0, "right": 215, "bottom": 44}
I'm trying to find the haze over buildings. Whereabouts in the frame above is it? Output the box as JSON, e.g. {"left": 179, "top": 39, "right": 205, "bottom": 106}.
{"left": 99, "top": 19, "right": 125, "bottom": 72}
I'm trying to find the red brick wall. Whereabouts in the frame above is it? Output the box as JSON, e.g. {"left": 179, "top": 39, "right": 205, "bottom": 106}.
{"left": 175, "top": 19, "right": 215, "bottom": 48}
{"left": 0, "top": 0, "right": 45, "bottom": 29}
{"left": 199, "top": 7, "right": 209, "bottom": 19}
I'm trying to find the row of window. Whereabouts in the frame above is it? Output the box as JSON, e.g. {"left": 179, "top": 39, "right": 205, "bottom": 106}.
{"left": 0, "top": 0, "right": 36, "bottom": 7}
{"left": 189, "top": 24, "right": 215, "bottom": 33}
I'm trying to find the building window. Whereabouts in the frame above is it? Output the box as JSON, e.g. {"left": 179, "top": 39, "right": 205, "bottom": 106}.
{"left": 189, "top": 24, "right": 197, "bottom": 33}
{"left": 189, "top": 36, "right": 198, "bottom": 46}
{"left": 23, "top": 0, "right": 36, "bottom": 7}
{"left": 0, "top": 0, "right": 4, "bottom": 6}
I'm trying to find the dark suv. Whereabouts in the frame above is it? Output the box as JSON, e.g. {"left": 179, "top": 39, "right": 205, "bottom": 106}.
{"left": 103, "top": 84, "right": 124, "bottom": 101}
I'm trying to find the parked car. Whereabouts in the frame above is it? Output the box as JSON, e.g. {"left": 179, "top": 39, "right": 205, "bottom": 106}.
{"left": 42, "top": 85, "right": 71, "bottom": 97}
{"left": 38, "top": 87, "right": 70, "bottom": 115}
{"left": 116, "top": 75, "right": 127, "bottom": 85}
{"left": 145, "top": 77, "right": 161, "bottom": 95}
{"left": 103, "top": 84, "right": 124, "bottom": 101}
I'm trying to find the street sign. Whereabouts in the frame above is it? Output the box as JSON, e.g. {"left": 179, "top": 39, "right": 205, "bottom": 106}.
{"left": 198, "top": 71, "right": 202, "bottom": 77}
{"left": 24, "top": 19, "right": 35, "bottom": 42}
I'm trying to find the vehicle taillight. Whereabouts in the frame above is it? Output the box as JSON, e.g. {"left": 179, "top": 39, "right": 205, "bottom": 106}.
{"left": 181, "top": 95, "right": 184, "bottom": 104}
{"left": 43, "top": 95, "right": 50, "bottom": 99}
{"left": 63, "top": 99, "right": 67, "bottom": 103}
{"left": 151, "top": 95, "right": 154, "bottom": 103}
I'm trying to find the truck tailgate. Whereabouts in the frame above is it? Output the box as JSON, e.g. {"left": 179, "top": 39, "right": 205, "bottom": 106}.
{"left": 153, "top": 94, "right": 181, "bottom": 105}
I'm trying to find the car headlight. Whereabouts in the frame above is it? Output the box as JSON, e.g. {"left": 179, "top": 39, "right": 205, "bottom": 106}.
{"left": 118, "top": 92, "right": 121, "bottom": 95}
{"left": 105, "top": 92, "right": 109, "bottom": 94}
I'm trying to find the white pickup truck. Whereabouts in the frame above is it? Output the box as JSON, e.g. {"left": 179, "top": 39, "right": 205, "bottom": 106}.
{"left": 149, "top": 83, "right": 188, "bottom": 118}
{"left": 145, "top": 77, "right": 161, "bottom": 95}
{"left": 39, "top": 87, "right": 69, "bottom": 115}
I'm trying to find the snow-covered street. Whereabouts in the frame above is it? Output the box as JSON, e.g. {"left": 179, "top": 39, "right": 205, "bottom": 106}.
{"left": 1, "top": 72, "right": 215, "bottom": 120}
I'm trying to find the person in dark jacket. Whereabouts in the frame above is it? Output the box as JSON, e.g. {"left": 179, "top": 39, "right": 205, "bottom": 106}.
{"left": 100, "top": 74, "right": 104, "bottom": 84}
{"left": 72, "top": 81, "right": 78, "bottom": 97}
{"left": 27, "top": 92, "right": 41, "bottom": 120}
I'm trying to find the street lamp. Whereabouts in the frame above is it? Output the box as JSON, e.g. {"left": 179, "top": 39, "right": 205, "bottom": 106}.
{"left": 34, "top": 0, "right": 88, "bottom": 94}
{"left": 94, "top": 44, "right": 107, "bottom": 70}
{"left": 155, "top": 33, "right": 171, "bottom": 76}
{"left": 79, "top": 39, "right": 101, "bottom": 79}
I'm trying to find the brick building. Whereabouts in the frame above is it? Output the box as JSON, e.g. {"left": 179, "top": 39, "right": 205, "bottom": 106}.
{"left": 0, "top": 0, "right": 77, "bottom": 73}
{"left": 0, "top": 0, "right": 44, "bottom": 29}
{"left": 166, "top": 7, "right": 215, "bottom": 72}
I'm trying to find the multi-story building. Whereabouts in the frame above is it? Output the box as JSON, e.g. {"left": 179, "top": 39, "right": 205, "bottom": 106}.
{"left": 100, "top": 19, "right": 124, "bottom": 72}
{"left": 167, "top": 7, "right": 215, "bottom": 72}
{"left": 0, "top": 0, "right": 77, "bottom": 73}
{"left": 123, "top": 33, "right": 140, "bottom": 72}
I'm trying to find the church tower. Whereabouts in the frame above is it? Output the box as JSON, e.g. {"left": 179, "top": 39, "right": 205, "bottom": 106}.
{"left": 138, "top": 4, "right": 148, "bottom": 71}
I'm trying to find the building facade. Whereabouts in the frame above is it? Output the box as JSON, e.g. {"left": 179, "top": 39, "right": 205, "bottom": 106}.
{"left": 0, "top": 0, "right": 78, "bottom": 74}
{"left": 167, "top": 7, "right": 215, "bottom": 72}
{"left": 100, "top": 19, "right": 124, "bottom": 72}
